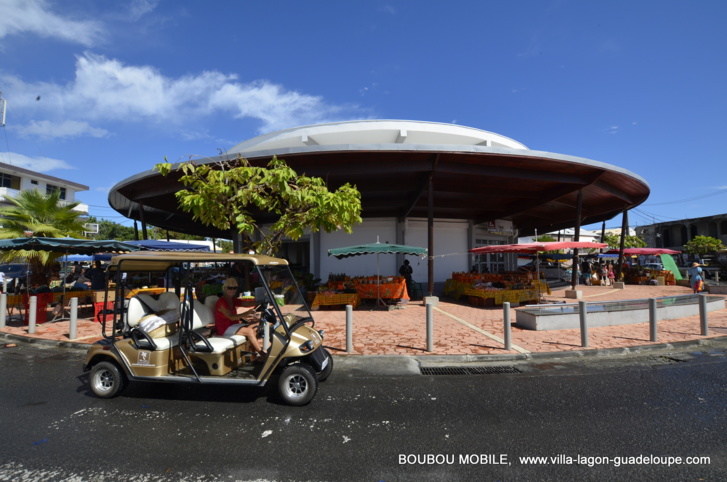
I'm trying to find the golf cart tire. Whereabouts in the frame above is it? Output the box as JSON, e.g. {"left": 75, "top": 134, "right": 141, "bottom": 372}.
{"left": 316, "top": 348, "right": 333, "bottom": 382}
{"left": 276, "top": 363, "right": 318, "bottom": 406}
{"left": 89, "top": 361, "right": 127, "bottom": 399}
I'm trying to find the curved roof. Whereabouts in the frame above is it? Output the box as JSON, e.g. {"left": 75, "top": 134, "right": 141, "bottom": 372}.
{"left": 109, "top": 120, "right": 650, "bottom": 238}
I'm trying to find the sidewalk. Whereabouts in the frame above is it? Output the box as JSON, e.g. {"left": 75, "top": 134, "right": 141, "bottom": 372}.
{"left": 2, "top": 283, "right": 726, "bottom": 358}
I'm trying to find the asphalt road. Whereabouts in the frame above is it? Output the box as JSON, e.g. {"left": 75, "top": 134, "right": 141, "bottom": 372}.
{"left": 1, "top": 341, "right": 726, "bottom": 481}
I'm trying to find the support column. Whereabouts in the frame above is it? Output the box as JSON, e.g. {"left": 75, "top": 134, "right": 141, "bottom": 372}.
{"left": 427, "top": 174, "right": 434, "bottom": 297}
{"left": 569, "top": 190, "right": 583, "bottom": 291}
{"left": 616, "top": 210, "right": 629, "bottom": 282}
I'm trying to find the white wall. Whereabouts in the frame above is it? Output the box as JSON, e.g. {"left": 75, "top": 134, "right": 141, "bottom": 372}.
{"left": 317, "top": 218, "right": 470, "bottom": 284}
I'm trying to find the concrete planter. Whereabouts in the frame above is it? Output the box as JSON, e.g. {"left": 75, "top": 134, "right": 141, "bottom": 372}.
{"left": 515, "top": 295, "right": 725, "bottom": 331}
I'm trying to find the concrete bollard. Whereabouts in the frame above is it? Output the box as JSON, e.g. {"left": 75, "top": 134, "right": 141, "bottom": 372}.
{"left": 426, "top": 303, "right": 433, "bottom": 352}
{"left": 579, "top": 300, "right": 588, "bottom": 348}
{"left": 0, "top": 293, "right": 6, "bottom": 328}
{"left": 345, "top": 304, "right": 353, "bottom": 353}
{"left": 649, "top": 298, "right": 658, "bottom": 342}
{"left": 503, "top": 301, "right": 511, "bottom": 351}
{"left": 69, "top": 297, "right": 78, "bottom": 340}
{"left": 28, "top": 295, "right": 37, "bottom": 334}
{"left": 699, "top": 293, "right": 708, "bottom": 336}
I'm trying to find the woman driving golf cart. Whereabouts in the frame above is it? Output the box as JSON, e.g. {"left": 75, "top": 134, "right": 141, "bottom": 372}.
{"left": 214, "top": 277, "right": 266, "bottom": 360}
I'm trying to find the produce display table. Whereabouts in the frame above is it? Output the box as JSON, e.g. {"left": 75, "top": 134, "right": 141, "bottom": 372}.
{"left": 310, "top": 293, "right": 361, "bottom": 310}
{"left": 354, "top": 279, "right": 409, "bottom": 301}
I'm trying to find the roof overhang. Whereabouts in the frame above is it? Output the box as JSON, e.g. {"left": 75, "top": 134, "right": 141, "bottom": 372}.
{"left": 109, "top": 121, "right": 650, "bottom": 238}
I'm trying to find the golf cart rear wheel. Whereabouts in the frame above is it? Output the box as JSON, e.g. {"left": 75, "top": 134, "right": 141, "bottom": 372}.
{"left": 277, "top": 363, "right": 318, "bottom": 406}
{"left": 90, "top": 361, "right": 127, "bottom": 399}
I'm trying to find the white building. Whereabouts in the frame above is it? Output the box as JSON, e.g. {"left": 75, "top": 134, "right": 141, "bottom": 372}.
{"left": 0, "top": 161, "right": 89, "bottom": 214}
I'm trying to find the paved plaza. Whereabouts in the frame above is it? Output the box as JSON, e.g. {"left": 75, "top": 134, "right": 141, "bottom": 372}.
{"left": 2, "top": 283, "right": 726, "bottom": 358}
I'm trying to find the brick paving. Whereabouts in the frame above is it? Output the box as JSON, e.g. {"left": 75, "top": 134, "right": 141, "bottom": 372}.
{"left": 2, "top": 283, "right": 726, "bottom": 357}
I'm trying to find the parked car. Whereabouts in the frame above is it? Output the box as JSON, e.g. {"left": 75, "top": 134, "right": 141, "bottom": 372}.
{"left": 0, "top": 263, "right": 31, "bottom": 291}
{"left": 641, "top": 263, "right": 664, "bottom": 271}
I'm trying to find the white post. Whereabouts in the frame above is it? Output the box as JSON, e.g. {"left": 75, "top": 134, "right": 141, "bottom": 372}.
{"left": 345, "top": 304, "right": 353, "bottom": 353}
{"left": 28, "top": 295, "right": 37, "bottom": 334}
{"left": 0, "top": 293, "right": 6, "bottom": 328}
{"left": 69, "top": 297, "right": 78, "bottom": 340}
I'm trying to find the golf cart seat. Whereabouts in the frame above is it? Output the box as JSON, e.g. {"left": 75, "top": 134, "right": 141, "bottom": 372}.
{"left": 157, "top": 291, "right": 182, "bottom": 312}
{"left": 183, "top": 301, "right": 245, "bottom": 353}
{"left": 204, "top": 295, "right": 219, "bottom": 310}
{"left": 126, "top": 295, "right": 180, "bottom": 351}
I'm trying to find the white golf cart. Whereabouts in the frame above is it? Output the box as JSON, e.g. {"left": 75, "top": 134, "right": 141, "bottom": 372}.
{"left": 83, "top": 251, "right": 331, "bottom": 406}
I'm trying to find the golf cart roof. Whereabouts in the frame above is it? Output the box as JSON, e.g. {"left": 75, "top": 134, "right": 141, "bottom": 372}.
{"left": 108, "top": 251, "right": 288, "bottom": 272}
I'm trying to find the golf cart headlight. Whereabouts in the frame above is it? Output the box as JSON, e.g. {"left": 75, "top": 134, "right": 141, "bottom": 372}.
{"left": 318, "top": 329, "right": 325, "bottom": 340}
{"left": 300, "top": 340, "right": 314, "bottom": 353}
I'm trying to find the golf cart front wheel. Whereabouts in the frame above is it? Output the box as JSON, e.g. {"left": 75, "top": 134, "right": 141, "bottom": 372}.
{"left": 276, "top": 363, "right": 318, "bottom": 406}
{"left": 89, "top": 361, "right": 127, "bottom": 399}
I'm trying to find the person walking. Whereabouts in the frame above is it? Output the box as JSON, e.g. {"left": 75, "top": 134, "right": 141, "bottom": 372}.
{"left": 687, "top": 262, "right": 704, "bottom": 293}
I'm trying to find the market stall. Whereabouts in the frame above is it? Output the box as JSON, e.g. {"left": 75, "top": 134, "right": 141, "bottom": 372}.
{"left": 462, "top": 241, "right": 607, "bottom": 306}
{"left": 327, "top": 241, "right": 426, "bottom": 307}
{"left": 444, "top": 272, "right": 551, "bottom": 307}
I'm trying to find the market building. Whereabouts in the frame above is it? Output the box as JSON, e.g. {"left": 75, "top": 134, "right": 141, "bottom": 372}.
{"left": 108, "top": 120, "right": 650, "bottom": 293}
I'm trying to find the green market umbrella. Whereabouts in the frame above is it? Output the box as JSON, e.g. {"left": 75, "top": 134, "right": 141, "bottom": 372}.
{"left": 328, "top": 241, "right": 427, "bottom": 306}
{"left": 0, "top": 237, "right": 141, "bottom": 254}
{"left": 0, "top": 237, "right": 141, "bottom": 319}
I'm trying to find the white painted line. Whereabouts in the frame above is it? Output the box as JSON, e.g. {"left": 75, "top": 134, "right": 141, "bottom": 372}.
{"left": 434, "top": 307, "right": 530, "bottom": 354}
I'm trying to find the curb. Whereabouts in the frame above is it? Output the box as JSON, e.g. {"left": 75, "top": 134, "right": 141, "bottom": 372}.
{"left": 4, "top": 331, "right": 727, "bottom": 376}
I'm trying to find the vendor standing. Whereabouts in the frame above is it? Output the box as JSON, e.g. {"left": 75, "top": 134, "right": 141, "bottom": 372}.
{"left": 399, "top": 259, "right": 413, "bottom": 294}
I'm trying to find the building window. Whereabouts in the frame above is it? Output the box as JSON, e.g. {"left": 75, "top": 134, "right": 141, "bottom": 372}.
{"left": 0, "top": 172, "right": 21, "bottom": 190}
{"left": 473, "top": 238, "right": 507, "bottom": 273}
{"left": 46, "top": 184, "right": 67, "bottom": 200}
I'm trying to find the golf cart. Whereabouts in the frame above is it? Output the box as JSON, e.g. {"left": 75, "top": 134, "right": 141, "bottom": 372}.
{"left": 83, "top": 251, "right": 332, "bottom": 406}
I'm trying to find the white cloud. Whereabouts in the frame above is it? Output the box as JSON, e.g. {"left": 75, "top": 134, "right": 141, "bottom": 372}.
{"left": 0, "top": 0, "right": 103, "bottom": 47}
{"left": 127, "top": 0, "right": 160, "bottom": 21}
{"left": 2, "top": 52, "right": 364, "bottom": 137}
{"left": 0, "top": 151, "right": 73, "bottom": 172}
{"left": 17, "top": 120, "right": 110, "bottom": 140}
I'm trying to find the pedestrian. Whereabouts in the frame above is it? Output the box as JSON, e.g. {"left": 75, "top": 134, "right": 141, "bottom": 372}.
{"left": 608, "top": 264, "right": 616, "bottom": 284}
{"left": 687, "top": 262, "right": 704, "bottom": 293}
{"left": 84, "top": 261, "right": 107, "bottom": 291}
{"left": 0, "top": 269, "right": 4, "bottom": 293}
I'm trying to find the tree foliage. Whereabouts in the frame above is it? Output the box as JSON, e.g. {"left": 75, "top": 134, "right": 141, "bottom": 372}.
{"left": 684, "top": 235, "right": 725, "bottom": 256}
{"left": 155, "top": 156, "right": 362, "bottom": 255}
{"left": 0, "top": 189, "right": 88, "bottom": 284}
{"left": 533, "top": 234, "right": 556, "bottom": 242}
{"left": 87, "top": 217, "right": 136, "bottom": 241}
{"left": 603, "top": 232, "right": 647, "bottom": 249}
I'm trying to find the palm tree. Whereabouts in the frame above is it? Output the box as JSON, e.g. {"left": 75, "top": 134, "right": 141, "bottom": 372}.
{"left": 0, "top": 189, "right": 88, "bottom": 286}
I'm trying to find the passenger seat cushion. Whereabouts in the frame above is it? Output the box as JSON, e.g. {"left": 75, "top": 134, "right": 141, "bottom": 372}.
{"left": 138, "top": 312, "right": 178, "bottom": 338}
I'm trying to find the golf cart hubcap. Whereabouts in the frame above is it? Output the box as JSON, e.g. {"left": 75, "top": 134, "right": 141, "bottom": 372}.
{"left": 287, "top": 374, "right": 308, "bottom": 397}
{"left": 96, "top": 369, "right": 113, "bottom": 391}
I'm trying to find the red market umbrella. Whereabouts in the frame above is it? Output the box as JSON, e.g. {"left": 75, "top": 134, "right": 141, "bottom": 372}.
{"left": 469, "top": 241, "right": 608, "bottom": 301}
{"left": 606, "top": 248, "right": 681, "bottom": 255}
{"left": 469, "top": 241, "right": 607, "bottom": 255}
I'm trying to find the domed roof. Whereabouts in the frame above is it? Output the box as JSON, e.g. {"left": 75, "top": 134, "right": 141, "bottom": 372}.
{"left": 228, "top": 120, "right": 528, "bottom": 153}
{"left": 109, "top": 120, "right": 649, "bottom": 238}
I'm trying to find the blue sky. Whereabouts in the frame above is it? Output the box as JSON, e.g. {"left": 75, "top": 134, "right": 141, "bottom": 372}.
{"left": 1, "top": 0, "right": 726, "bottom": 233}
